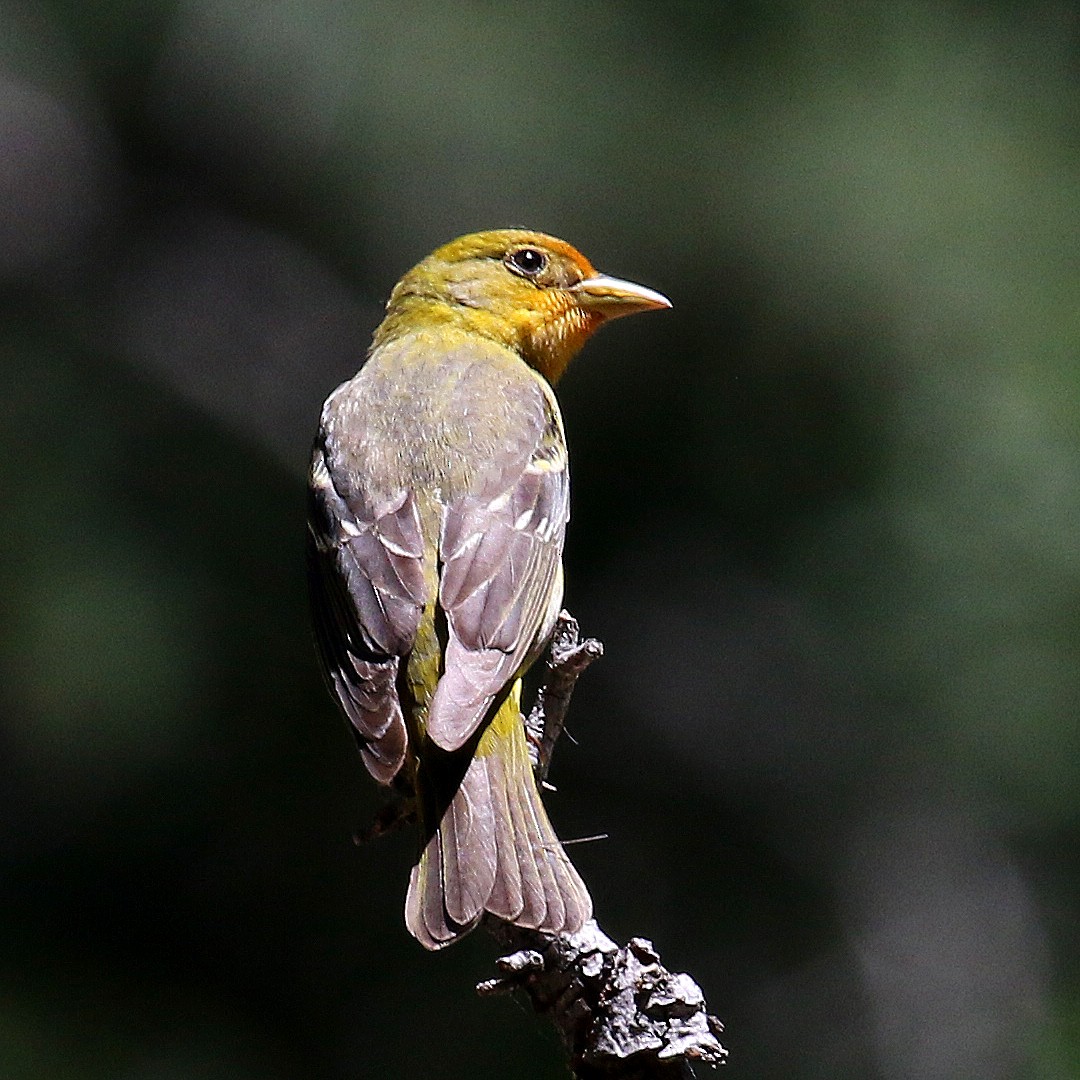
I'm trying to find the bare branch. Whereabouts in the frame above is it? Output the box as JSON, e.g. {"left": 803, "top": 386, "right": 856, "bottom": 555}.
{"left": 481, "top": 919, "right": 726, "bottom": 1078}
{"left": 482, "top": 613, "right": 728, "bottom": 1077}
{"left": 525, "top": 610, "right": 604, "bottom": 783}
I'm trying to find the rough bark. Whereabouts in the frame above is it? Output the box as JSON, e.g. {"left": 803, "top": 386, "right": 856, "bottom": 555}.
{"left": 481, "top": 612, "right": 728, "bottom": 1077}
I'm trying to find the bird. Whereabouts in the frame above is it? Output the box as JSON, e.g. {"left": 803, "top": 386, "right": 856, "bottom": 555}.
{"left": 306, "top": 229, "right": 671, "bottom": 948}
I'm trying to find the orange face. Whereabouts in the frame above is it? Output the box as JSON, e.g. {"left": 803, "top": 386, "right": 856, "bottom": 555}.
{"left": 379, "top": 229, "right": 671, "bottom": 384}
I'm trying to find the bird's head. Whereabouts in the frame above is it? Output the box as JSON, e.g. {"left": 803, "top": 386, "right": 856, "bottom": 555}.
{"left": 375, "top": 229, "right": 671, "bottom": 384}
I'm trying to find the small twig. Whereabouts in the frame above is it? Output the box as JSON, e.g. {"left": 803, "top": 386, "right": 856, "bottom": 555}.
{"left": 562, "top": 833, "right": 610, "bottom": 846}
{"left": 526, "top": 610, "right": 604, "bottom": 783}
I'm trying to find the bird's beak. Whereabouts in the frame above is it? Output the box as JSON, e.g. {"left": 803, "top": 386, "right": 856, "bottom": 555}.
{"left": 571, "top": 274, "right": 672, "bottom": 319}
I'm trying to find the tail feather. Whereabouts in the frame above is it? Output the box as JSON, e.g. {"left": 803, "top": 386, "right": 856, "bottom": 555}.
{"left": 507, "top": 721, "right": 565, "bottom": 929}
{"left": 484, "top": 745, "right": 526, "bottom": 922}
{"left": 440, "top": 756, "right": 497, "bottom": 926}
{"left": 405, "top": 831, "right": 457, "bottom": 948}
{"left": 504, "top": 693, "right": 592, "bottom": 933}
{"left": 404, "top": 686, "right": 592, "bottom": 949}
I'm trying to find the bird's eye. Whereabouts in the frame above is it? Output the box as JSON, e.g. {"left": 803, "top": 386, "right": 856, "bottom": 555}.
{"left": 506, "top": 247, "right": 548, "bottom": 278}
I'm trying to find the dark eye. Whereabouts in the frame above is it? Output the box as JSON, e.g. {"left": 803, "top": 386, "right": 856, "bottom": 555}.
{"left": 506, "top": 247, "right": 548, "bottom": 277}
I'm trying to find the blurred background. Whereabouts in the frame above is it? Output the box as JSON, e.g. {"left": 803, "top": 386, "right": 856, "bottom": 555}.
{"left": 2, "top": 1, "right": 1078, "bottom": 1077}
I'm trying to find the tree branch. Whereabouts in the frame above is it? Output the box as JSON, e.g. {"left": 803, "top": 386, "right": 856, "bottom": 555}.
{"left": 524, "top": 610, "right": 604, "bottom": 785}
{"left": 482, "top": 612, "right": 728, "bottom": 1078}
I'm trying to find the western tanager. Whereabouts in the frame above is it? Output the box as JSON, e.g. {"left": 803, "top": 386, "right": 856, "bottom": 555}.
{"left": 307, "top": 229, "right": 670, "bottom": 948}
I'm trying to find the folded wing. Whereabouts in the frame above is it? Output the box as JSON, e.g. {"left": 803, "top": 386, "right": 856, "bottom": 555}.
{"left": 306, "top": 442, "right": 428, "bottom": 783}
{"left": 426, "top": 385, "right": 570, "bottom": 752}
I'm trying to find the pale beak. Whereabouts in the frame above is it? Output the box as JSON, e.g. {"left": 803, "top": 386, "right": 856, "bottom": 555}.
{"left": 571, "top": 273, "right": 672, "bottom": 319}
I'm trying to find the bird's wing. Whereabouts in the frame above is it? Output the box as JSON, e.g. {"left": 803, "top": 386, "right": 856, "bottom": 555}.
{"left": 307, "top": 441, "right": 428, "bottom": 784}
{"left": 426, "top": 381, "right": 569, "bottom": 752}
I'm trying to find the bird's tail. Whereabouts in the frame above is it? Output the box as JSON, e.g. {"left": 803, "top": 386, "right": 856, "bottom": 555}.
{"left": 404, "top": 680, "right": 592, "bottom": 949}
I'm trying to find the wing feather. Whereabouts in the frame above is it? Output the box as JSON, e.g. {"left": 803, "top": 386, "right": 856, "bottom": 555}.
{"left": 307, "top": 441, "right": 428, "bottom": 784}
{"left": 426, "top": 384, "right": 570, "bottom": 752}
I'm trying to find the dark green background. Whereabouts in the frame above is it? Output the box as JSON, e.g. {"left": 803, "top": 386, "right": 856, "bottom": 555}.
{"left": 2, "top": 2, "right": 1077, "bottom": 1077}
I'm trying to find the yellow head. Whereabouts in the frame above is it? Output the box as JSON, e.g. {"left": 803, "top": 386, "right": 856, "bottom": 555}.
{"left": 373, "top": 229, "right": 671, "bottom": 384}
